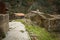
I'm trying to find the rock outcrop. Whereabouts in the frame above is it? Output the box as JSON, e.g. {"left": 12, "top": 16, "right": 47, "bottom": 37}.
{"left": 27, "top": 11, "right": 60, "bottom": 32}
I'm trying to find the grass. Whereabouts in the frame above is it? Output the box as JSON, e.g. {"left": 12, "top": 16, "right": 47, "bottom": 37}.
{"left": 25, "top": 25, "right": 56, "bottom": 40}
{"left": 15, "top": 19, "right": 57, "bottom": 40}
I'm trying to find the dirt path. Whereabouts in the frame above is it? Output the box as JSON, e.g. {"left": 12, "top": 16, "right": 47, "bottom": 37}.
{"left": 3, "top": 22, "right": 31, "bottom": 40}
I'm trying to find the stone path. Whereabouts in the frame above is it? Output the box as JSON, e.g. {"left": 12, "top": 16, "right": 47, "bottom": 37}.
{"left": 3, "top": 22, "right": 31, "bottom": 40}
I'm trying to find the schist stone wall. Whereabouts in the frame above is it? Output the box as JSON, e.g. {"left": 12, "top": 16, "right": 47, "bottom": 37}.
{"left": 27, "top": 11, "right": 60, "bottom": 32}
{"left": 0, "top": 14, "right": 9, "bottom": 39}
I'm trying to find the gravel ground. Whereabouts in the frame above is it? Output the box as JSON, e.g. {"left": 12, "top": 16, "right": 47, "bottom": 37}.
{"left": 2, "top": 22, "right": 31, "bottom": 40}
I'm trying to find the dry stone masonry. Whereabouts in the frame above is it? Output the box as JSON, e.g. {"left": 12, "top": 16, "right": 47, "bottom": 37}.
{"left": 27, "top": 11, "right": 60, "bottom": 32}
{"left": 0, "top": 14, "right": 9, "bottom": 39}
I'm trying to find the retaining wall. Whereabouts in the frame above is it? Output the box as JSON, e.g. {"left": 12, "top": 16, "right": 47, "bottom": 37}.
{"left": 0, "top": 14, "right": 9, "bottom": 38}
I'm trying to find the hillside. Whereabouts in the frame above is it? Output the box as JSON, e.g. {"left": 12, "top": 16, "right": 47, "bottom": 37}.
{"left": 4, "top": 0, "right": 60, "bottom": 14}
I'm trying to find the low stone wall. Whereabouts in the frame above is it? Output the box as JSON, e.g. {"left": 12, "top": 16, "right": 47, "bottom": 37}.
{"left": 28, "top": 12, "right": 60, "bottom": 32}
{"left": 0, "top": 14, "right": 9, "bottom": 38}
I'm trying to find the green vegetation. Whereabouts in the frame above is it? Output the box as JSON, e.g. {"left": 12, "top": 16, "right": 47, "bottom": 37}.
{"left": 25, "top": 25, "right": 54, "bottom": 40}
{"left": 15, "top": 19, "right": 57, "bottom": 40}
{"left": 4, "top": 0, "right": 60, "bottom": 14}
